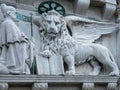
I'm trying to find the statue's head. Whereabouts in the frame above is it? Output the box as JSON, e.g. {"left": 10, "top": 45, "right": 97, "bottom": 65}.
{"left": 1, "top": 4, "right": 18, "bottom": 21}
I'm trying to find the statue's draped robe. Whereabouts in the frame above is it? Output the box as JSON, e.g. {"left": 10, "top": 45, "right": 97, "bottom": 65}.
{"left": 0, "top": 18, "right": 30, "bottom": 74}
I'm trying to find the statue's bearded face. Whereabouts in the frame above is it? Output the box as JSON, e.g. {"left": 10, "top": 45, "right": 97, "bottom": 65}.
{"left": 41, "top": 12, "right": 64, "bottom": 37}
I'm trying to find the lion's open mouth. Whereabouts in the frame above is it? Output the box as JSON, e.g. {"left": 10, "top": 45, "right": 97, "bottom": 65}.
{"left": 47, "top": 32, "right": 58, "bottom": 36}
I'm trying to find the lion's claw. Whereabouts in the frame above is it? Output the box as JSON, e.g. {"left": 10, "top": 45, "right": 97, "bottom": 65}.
{"left": 109, "top": 71, "right": 119, "bottom": 76}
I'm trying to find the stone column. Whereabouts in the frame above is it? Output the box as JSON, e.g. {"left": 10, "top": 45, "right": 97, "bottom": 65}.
{"left": 107, "top": 83, "right": 117, "bottom": 90}
{"left": 82, "top": 82, "right": 94, "bottom": 90}
{"left": 32, "top": 83, "right": 48, "bottom": 90}
{"left": 0, "top": 83, "right": 8, "bottom": 90}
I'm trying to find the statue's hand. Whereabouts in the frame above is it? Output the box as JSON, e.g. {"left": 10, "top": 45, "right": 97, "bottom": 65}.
{"left": 39, "top": 50, "right": 52, "bottom": 58}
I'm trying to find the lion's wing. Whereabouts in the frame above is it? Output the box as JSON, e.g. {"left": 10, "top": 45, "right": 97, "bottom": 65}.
{"left": 65, "top": 16, "right": 117, "bottom": 43}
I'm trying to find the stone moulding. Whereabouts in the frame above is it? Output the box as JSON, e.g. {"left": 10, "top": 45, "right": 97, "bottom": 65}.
{"left": 0, "top": 75, "right": 119, "bottom": 90}
{"left": 0, "top": 75, "right": 118, "bottom": 83}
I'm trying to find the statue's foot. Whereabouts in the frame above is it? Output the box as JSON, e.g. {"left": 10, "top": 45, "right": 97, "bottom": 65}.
{"left": 66, "top": 70, "right": 75, "bottom": 75}
{"left": 109, "top": 71, "right": 119, "bottom": 76}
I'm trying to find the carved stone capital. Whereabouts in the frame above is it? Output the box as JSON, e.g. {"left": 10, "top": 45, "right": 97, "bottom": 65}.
{"left": 0, "top": 83, "right": 8, "bottom": 90}
{"left": 32, "top": 83, "right": 48, "bottom": 90}
{"left": 107, "top": 82, "right": 117, "bottom": 90}
{"left": 82, "top": 82, "right": 94, "bottom": 90}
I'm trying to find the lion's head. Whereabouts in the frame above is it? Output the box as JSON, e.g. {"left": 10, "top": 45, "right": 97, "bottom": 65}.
{"left": 34, "top": 10, "right": 68, "bottom": 38}
{"left": 42, "top": 10, "right": 66, "bottom": 37}
{"left": 33, "top": 10, "right": 75, "bottom": 55}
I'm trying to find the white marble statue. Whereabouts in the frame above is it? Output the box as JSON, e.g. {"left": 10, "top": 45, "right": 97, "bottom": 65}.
{"left": 0, "top": 4, "right": 31, "bottom": 74}
{"left": 33, "top": 10, "right": 119, "bottom": 75}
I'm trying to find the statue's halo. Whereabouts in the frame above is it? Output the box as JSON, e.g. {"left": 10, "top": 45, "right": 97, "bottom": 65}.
{"left": 38, "top": 1, "right": 66, "bottom": 16}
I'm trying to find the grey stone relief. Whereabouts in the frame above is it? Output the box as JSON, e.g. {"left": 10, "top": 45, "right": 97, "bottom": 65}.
{"left": 0, "top": 1, "right": 119, "bottom": 76}
{"left": 0, "top": 4, "right": 31, "bottom": 74}
{"left": 33, "top": 10, "right": 119, "bottom": 76}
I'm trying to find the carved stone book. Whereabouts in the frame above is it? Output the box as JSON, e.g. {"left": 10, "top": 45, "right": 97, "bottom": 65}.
{"left": 36, "top": 55, "right": 64, "bottom": 75}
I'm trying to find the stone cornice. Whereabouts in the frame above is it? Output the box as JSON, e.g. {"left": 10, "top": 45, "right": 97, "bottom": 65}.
{"left": 0, "top": 75, "right": 118, "bottom": 83}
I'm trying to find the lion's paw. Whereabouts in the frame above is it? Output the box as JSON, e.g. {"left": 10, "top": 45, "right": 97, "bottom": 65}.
{"left": 39, "top": 50, "right": 52, "bottom": 58}
{"left": 109, "top": 71, "right": 119, "bottom": 76}
{"left": 66, "top": 70, "right": 75, "bottom": 75}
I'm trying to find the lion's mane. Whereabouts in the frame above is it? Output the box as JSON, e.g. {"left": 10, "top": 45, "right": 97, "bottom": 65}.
{"left": 39, "top": 10, "right": 75, "bottom": 56}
